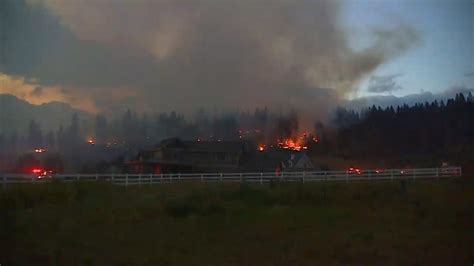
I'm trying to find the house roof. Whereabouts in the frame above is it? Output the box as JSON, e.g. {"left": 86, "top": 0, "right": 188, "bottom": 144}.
{"left": 156, "top": 138, "right": 249, "bottom": 154}
{"left": 183, "top": 141, "right": 245, "bottom": 154}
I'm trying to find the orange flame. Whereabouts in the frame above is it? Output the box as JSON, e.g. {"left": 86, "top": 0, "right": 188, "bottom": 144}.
{"left": 278, "top": 138, "right": 307, "bottom": 151}
{"left": 276, "top": 132, "right": 316, "bottom": 151}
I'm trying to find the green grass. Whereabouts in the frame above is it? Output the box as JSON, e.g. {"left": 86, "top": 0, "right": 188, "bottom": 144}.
{"left": 1, "top": 178, "right": 473, "bottom": 266}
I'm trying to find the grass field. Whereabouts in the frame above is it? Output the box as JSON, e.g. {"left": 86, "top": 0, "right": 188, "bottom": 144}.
{"left": 1, "top": 178, "right": 473, "bottom": 266}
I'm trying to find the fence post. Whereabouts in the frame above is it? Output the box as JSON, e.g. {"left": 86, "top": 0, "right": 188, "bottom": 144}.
{"left": 413, "top": 169, "right": 416, "bottom": 180}
{"left": 161, "top": 173, "right": 163, "bottom": 183}
{"left": 150, "top": 174, "right": 153, "bottom": 185}
{"left": 2, "top": 176, "right": 6, "bottom": 189}
{"left": 95, "top": 174, "right": 98, "bottom": 181}
{"left": 220, "top": 173, "right": 223, "bottom": 181}
{"left": 345, "top": 171, "right": 348, "bottom": 183}
{"left": 201, "top": 174, "right": 204, "bottom": 182}
{"left": 302, "top": 171, "right": 305, "bottom": 183}
{"left": 178, "top": 173, "right": 181, "bottom": 181}
{"left": 436, "top": 168, "right": 439, "bottom": 179}
{"left": 240, "top": 173, "right": 243, "bottom": 182}
{"left": 125, "top": 173, "right": 128, "bottom": 186}
{"left": 76, "top": 174, "right": 80, "bottom": 181}
{"left": 390, "top": 170, "right": 393, "bottom": 181}
{"left": 138, "top": 174, "right": 142, "bottom": 186}
{"left": 111, "top": 173, "right": 114, "bottom": 184}
{"left": 260, "top": 172, "right": 263, "bottom": 185}
{"left": 368, "top": 170, "right": 371, "bottom": 180}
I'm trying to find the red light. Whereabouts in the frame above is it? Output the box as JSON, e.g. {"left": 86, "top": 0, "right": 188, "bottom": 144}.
{"left": 32, "top": 168, "right": 43, "bottom": 174}
{"left": 348, "top": 167, "right": 362, "bottom": 174}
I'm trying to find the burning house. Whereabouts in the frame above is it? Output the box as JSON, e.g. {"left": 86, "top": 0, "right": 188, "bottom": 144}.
{"left": 127, "top": 137, "right": 316, "bottom": 174}
{"left": 126, "top": 138, "right": 254, "bottom": 174}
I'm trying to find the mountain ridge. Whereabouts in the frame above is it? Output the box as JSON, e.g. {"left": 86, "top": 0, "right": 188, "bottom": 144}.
{"left": 0, "top": 93, "right": 92, "bottom": 136}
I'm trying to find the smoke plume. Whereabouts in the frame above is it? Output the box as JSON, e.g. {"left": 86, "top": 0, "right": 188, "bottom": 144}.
{"left": 27, "top": 0, "right": 419, "bottom": 123}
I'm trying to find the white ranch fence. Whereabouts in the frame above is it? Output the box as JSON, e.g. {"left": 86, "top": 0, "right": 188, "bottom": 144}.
{"left": 0, "top": 167, "right": 462, "bottom": 187}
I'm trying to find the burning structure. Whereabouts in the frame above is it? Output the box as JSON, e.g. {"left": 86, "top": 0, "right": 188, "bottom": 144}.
{"left": 127, "top": 138, "right": 254, "bottom": 174}
{"left": 126, "top": 109, "right": 318, "bottom": 174}
{"left": 127, "top": 137, "right": 316, "bottom": 174}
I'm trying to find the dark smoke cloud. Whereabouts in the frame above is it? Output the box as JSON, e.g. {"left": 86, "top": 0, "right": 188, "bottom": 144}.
{"left": 3, "top": 0, "right": 420, "bottom": 123}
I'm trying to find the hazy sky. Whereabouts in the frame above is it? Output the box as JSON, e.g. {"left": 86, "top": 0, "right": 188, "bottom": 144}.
{"left": 1, "top": 0, "right": 472, "bottom": 115}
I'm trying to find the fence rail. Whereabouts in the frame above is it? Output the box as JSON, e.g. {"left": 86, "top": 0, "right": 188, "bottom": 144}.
{"left": 0, "top": 167, "right": 462, "bottom": 187}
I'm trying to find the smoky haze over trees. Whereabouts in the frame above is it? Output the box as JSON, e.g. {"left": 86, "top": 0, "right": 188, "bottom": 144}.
{"left": 0, "top": 93, "right": 473, "bottom": 172}
{"left": 0, "top": 105, "right": 309, "bottom": 172}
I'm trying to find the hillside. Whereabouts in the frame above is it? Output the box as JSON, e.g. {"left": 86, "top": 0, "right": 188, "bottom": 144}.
{"left": 0, "top": 94, "right": 92, "bottom": 136}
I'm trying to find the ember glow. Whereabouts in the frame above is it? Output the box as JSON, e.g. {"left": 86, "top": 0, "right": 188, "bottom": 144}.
{"left": 258, "top": 144, "right": 266, "bottom": 152}
{"left": 34, "top": 148, "right": 47, "bottom": 153}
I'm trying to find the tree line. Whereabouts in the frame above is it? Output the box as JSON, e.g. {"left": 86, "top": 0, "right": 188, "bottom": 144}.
{"left": 1, "top": 92, "right": 472, "bottom": 172}
{"left": 324, "top": 92, "right": 474, "bottom": 167}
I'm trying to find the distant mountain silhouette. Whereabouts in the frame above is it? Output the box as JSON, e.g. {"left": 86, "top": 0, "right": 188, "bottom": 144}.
{"left": 0, "top": 94, "right": 92, "bottom": 136}
{"left": 345, "top": 87, "right": 474, "bottom": 110}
